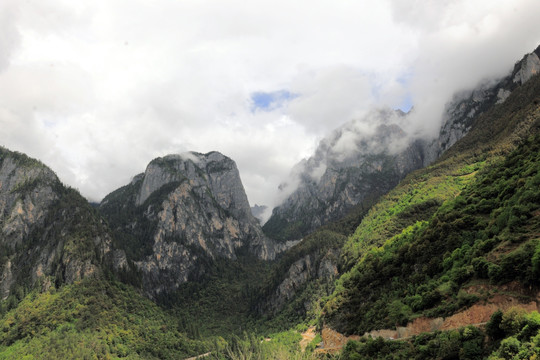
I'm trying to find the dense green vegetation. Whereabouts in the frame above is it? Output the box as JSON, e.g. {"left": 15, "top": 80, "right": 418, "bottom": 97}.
{"left": 341, "top": 310, "right": 540, "bottom": 360}
{"left": 0, "top": 279, "right": 211, "bottom": 359}
{"left": 163, "top": 254, "right": 273, "bottom": 337}
{"left": 1, "top": 63, "right": 539, "bottom": 359}
{"left": 326, "top": 132, "right": 540, "bottom": 334}
{"left": 0, "top": 277, "right": 331, "bottom": 360}
{"left": 323, "top": 72, "right": 540, "bottom": 334}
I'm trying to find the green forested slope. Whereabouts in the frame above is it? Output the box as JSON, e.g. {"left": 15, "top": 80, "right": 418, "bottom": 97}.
{"left": 323, "top": 73, "right": 540, "bottom": 334}
{"left": 1, "top": 63, "right": 539, "bottom": 360}
{"left": 0, "top": 279, "right": 211, "bottom": 359}
{"left": 340, "top": 310, "right": 540, "bottom": 359}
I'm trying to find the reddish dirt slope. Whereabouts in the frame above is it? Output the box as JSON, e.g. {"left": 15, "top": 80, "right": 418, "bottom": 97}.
{"left": 318, "top": 289, "right": 539, "bottom": 353}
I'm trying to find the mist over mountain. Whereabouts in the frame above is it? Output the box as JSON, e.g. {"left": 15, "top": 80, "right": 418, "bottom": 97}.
{"left": 263, "top": 108, "right": 426, "bottom": 240}
{"left": 262, "top": 44, "right": 540, "bottom": 241}
{"left": 250, "top": 204, "right": 268, "bottom": 223}
{"left": 1, "top": 0, "right": 539, "bottom": 213}
{"left": 1, "top": 1, "right": 540, "bottom": 358}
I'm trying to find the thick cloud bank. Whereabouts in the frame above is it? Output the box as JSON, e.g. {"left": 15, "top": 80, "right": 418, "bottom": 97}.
{"left": 0, "top": 0, "right": 539, "bottom": 208}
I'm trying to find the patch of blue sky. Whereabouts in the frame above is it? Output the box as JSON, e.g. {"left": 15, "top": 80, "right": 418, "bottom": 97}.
{"left": 370, "top": 80, "right": 413, "bottom": 113}
{"left": 397, "top": 94, "right": 413, "bottom": 113}
{"left": 250, "top": 90, "right": 297, "bottom": 112}
{"left": 395, "top": 70, "right": 414, "bottom": 113}
{"left": 396, "top": 70, "right": 413, "bottom": 86}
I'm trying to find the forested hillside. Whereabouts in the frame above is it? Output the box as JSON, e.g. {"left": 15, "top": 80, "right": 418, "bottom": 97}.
{"left": 0, "top": 49, "right": 539, "bottom": 360}
{"left": 324, "top": 68, "right": 540, "bottom": 334}
{"left": 0, "top": 279, "right": 212, "bottom": 359}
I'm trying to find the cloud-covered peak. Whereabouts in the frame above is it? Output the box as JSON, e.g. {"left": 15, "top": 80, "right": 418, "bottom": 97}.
{"left": 0, "top": 0, "right": 539, "bottom": 209}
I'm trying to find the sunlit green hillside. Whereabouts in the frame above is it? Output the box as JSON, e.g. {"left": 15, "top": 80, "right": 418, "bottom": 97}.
{"left": 324, "top": 72, "right": 540, "bottom": 334}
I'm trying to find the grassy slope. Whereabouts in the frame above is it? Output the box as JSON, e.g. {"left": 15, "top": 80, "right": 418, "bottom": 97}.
{"left": 323, "top": 73, "right": 540, "bottom": 334}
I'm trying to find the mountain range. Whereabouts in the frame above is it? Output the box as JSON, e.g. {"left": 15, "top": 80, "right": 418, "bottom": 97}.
{"left": 0, "top": 45, "right": 539, "bottom": 359}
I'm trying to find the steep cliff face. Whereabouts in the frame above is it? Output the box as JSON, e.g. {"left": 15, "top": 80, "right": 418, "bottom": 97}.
{"left": 423, "top": 45, "right": 540, "bottom": 165}
{"left": 263, "top": 109, "right": 426, "bottom": 241}
{"left": 262, "top": 248, "right": 339, "bottom": 315}
{"left": 100, "top": 151, "right": 289, "bottom": 296}
{"left": 0, "top": 151, "right": 58, "bottom": 248}
{"left": 0, "top": 147, "right": 113, "bottom": 300}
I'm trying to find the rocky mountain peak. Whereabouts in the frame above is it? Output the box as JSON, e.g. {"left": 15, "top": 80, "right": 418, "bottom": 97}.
{"left": 0, "top": 147, "right": 114, "bottom": 300}
{"left": 0, "top": 149, "right": 59, "bottom": 249}
{"left": 135, "top": 151, "right": 252, "bottom": 219}
{"left": 422, "top": 44, "right": 540, "bottom": 165}
{"left": 263, "top": 109, "right": 426, "bottom": 241}
{"left": 100, "top": 151, "right": 293, "bottom": 296}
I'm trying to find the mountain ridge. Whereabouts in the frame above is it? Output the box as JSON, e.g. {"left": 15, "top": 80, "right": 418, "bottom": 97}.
{"left": 263, "top": 109, "right": 427, "bottom": 242}
{"left": 263, "top": 45, "right": 540, "bottom": 244}
{"left": 0, "top": 44, "right": 539, "bottom": 360}
{"left": 99, "top": 150, "right": 295, "bottom": 297}
{"left": 0, "top": 146, "right": 117, "bottom": 302}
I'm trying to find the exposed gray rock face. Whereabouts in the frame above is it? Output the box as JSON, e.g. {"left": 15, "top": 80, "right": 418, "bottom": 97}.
{"left": 263, "top": 109, "right": 427, "bottom": 241}
{"left": 260, "top": 44, "right": 540, "bottom": 319}
{"left": 0, "top": 156, "right": 57, "bottom": 248}
{"left": 0, "top": 260, "right": 13, "bottom": 301}
{"left": 0, "top": 147, "right": 113, "bottom": 299}
{"left": 261, "top": 248, "right": 339, "bottom": 315}
{"left": 423, "top": 45, "right": 540, "bottom": 165}
{"left": 514, "top": 52, "right": 540, "bottom": 84}
{"left": 100, "top": 151, "right": 291, "bottom": 296}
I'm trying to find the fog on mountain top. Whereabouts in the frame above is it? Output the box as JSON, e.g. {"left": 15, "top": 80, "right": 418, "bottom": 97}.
{"left": 0, "top": 0, "right": 539, "bottom": 212}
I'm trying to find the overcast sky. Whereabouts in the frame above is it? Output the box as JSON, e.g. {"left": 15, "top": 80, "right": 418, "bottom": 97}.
{"left": 1, "top": 0, "right": 539, "bottom": 208}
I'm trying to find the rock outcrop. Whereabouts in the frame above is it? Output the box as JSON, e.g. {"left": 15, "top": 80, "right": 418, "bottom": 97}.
{"left": 263, "top": 109, "right": 427, "bottom": 241}
{"left": 0, "top": 152, "right": 58, "bottom": 248}
{"left": 261, "top": 248, "right": 339, "bottom": 315}
{"left": 0, "top": 147, "right": 113, "bottom": 299}
{"left": 423, "top": 45, "right": 540, "bottom": 165}
{"left": 100, "top": 151, "right": 289, "bottom": 296}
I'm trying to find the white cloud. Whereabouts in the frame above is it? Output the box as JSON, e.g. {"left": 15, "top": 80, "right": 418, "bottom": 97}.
{"left": 0, "top": 0, "right": 21, "bottom": 72}
{"left": 287, "top": 66, "right": 374, "bottom": 134}
{"left": 391, "top": 0, "right": 540, "bottom": 138}
{"left": 0, "top": 0, "right": 539, "bottom": 208}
